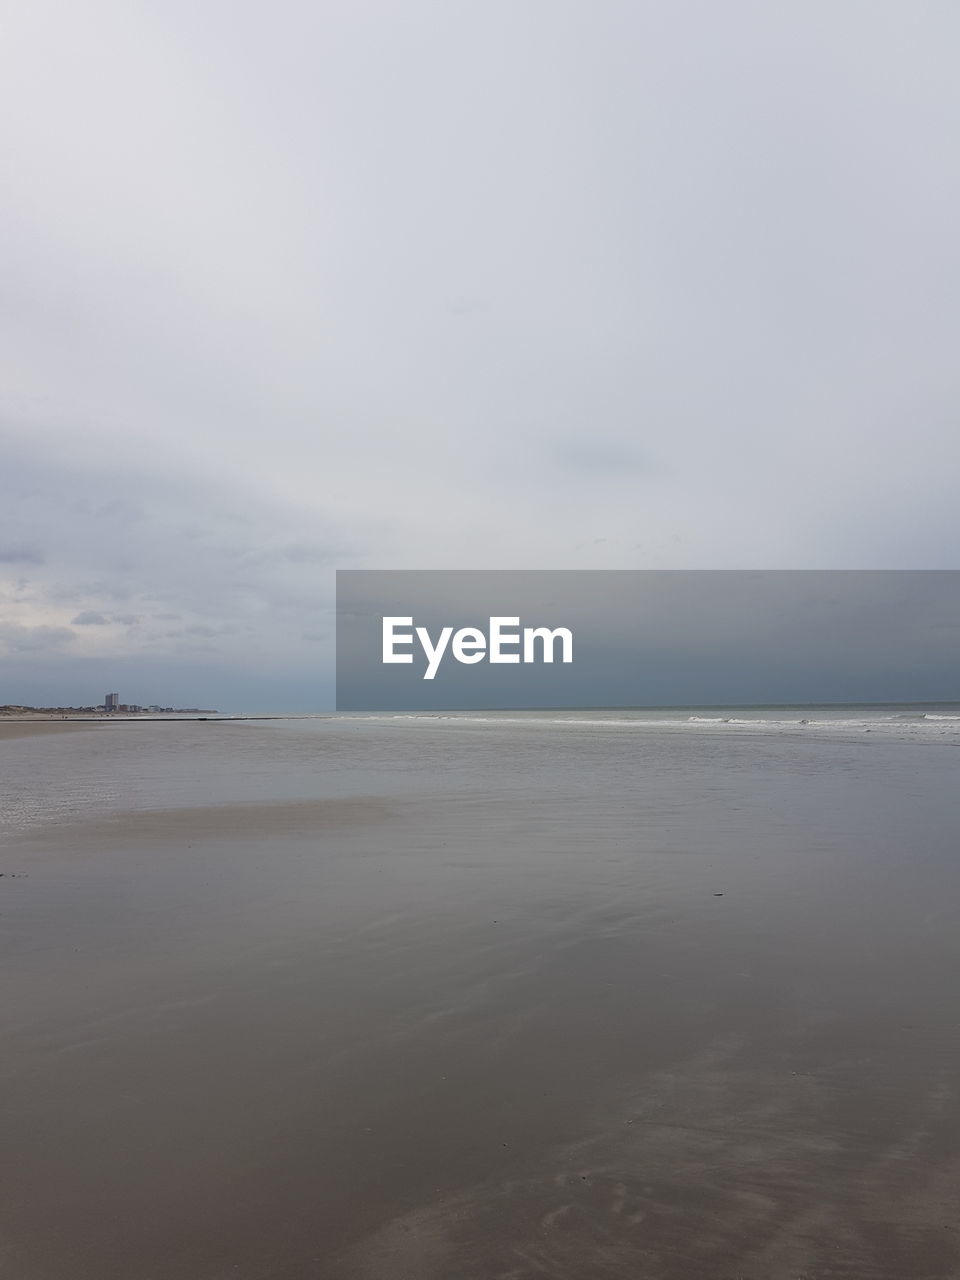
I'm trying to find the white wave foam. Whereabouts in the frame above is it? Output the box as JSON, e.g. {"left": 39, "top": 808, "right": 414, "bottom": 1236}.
{"left": 328, "top": 708, "right": 960, "bottom": 742}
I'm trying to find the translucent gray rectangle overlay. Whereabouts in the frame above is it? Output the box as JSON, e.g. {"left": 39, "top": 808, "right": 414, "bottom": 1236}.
{"left": 335, "top": 570, "right": 960, "bottom": 712}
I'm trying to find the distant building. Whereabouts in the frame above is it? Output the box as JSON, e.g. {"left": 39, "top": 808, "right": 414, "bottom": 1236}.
{"left": 105, "top": 692, "right": 119, "bottom": 711}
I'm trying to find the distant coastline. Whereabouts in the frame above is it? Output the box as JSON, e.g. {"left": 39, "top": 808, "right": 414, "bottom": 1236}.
{"left": 1, "top": 705, "right": 218, "bottom": 717}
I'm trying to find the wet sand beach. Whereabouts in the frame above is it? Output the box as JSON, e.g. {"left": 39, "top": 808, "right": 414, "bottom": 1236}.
{"left": 0, "top": 720, "right": 106, "bottom": 740}
{"left": 2, "top": 713, "right": 959, "bottom": 1278}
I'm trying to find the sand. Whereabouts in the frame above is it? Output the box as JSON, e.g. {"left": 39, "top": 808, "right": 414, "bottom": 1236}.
{"left": 2, "top": 717, "right": 959, "bottom": 1278}
{"left": 0, "top": 719, "right": 107, "bottom": 739}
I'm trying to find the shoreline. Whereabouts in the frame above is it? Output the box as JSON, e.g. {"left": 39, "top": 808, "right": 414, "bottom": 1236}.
{"left": 0, "top": 717, "right": 277, "bottom": 739}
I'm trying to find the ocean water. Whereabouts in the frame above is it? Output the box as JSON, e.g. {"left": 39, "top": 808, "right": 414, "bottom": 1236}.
{"left": 2, "top": 703, "right": 959, "bottom": 838}
{"left": 2, "top": 710, "right": 960, "bottom": 1278}
{"left": 331, "top": 701, "right": 960, "bottom": 736}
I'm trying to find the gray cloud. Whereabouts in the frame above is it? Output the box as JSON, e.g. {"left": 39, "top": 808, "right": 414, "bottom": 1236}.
{"left": 0, "top": 544, "right": 45, "bottom": 565}
{"left": 0, "top": 622, "right": 76, "bottom": 653}
{"left": 71, "top": 610, "right": 110, "bottom": 626}
{"left": 1, "top": 1, "right": 958, "bottom": 708}
{"left": 549, "top": 438, "right": 658, "bottom": 477}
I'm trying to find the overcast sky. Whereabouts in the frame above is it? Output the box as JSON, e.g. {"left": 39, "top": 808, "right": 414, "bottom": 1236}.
{"left": 2, "top": 1, "right": 959, "bottom": 709}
